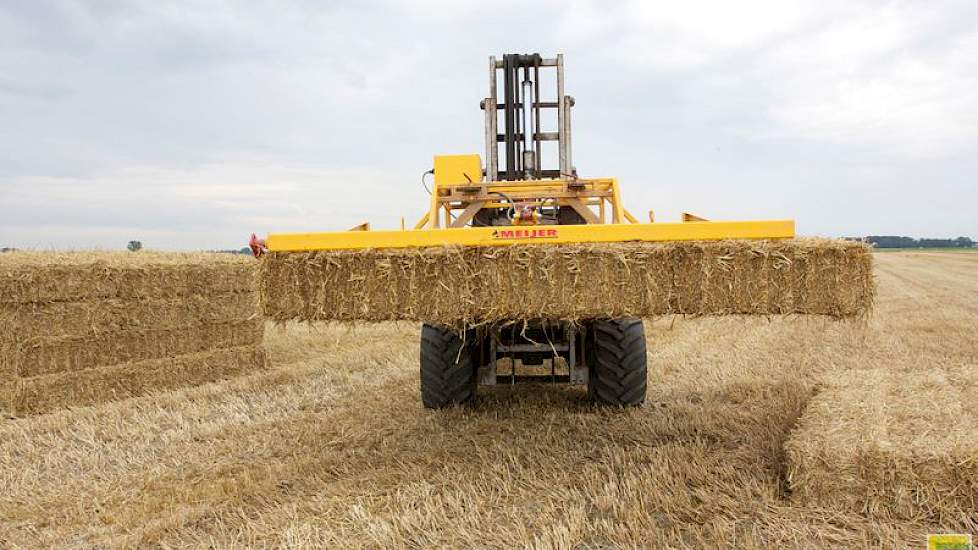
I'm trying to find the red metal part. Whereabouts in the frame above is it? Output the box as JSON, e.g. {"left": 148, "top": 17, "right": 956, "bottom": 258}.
{"left": 511, "top": 202, "right": 541, "bottom": 226}
{"left": 249, "top": 233, "right": 267, "bottom": 258}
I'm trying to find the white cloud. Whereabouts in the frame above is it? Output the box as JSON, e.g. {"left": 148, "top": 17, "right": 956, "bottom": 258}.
{"left": 0, "top": 0, "right": 976, "bottom": 249}
{"left": 755, "top": 4, "right": 978, "bottom": 157}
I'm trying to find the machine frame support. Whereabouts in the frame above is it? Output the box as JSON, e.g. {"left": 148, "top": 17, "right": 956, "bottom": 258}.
{"left": 476, "top": 321, "right": 588, "bottom": 387}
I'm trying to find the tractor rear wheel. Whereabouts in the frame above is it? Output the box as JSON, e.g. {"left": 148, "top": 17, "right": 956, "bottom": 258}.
{"left": 557, "top": 206, "right": 586, "bottom": 225}
{"left": 420, "top": 324, "right": 477, "bottom": 408}
{"left": 588, "top": 319, "right": 647, "bottom": 406}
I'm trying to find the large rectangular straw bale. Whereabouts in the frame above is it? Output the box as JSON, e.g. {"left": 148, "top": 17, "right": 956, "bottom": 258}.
{"left": 0, "top": 292, "right": 256, "bottom": 340}
{"left": 785, "top": 367, "right": 978, "bottom": 527}
{"left": 259, "top": 238, "right": 874, "bottom": 325}
{"left": 0, "top": 353, "right": 12, "bottom": 417}
{"left": 1, "top": 319, "right": 263, "bottom": 377}
{"left": 0, "top": 251, "right": 255, "bottom": 304}
{"left": 0, "top": 345, "right": 267, "bottom": 415}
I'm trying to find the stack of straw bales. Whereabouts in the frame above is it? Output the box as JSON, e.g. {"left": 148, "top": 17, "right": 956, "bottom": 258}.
{"left": 259, "top": 238, "right": 874, "bottom": 325}
{"left": 0, "top": 251, "right": 266, "bottom": 415}
{"left": 786, "top": 367, "right": 978, "bottom": 528}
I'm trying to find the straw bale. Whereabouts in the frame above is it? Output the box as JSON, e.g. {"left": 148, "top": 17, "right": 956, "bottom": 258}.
{"left": 259, "top": 238, "right": 874, "bottom": 325}
{"left": 0, "top": 359, "right": 12, "bottom": 417}
{"left": 1, "top": 319, "right": 263, "bottom": 377}
{"left": 0, "top": 292, "right": 256, "bottom": 340}
{"left": 0, "top": 251, "right": 255, "bottom": 304}
{"left": 0, "top": 345, "right": 267, "bottom": 415}
{"left": 785, "top": 367, "right": 978, "bottom": 526}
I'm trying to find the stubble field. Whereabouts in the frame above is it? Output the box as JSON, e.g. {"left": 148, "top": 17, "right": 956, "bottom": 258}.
{"left": 1, "top": 251, "right": 975, "bottom": 548}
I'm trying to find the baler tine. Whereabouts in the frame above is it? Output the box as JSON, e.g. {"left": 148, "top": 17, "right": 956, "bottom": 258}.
{"left": 254, "top": 53, "right": 794, "bottom": 408}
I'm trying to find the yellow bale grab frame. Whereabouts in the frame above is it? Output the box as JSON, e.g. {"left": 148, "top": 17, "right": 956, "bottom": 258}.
{"left": 261, "top": 52, "right": 795, "bottom": 255}
{"left": 266, "top": 167, "right": 793, "bottom": 252}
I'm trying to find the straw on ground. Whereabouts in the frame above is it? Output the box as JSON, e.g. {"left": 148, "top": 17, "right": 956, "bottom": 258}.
{"left": 0, "top": 250, "right": 973, "bottom": 547}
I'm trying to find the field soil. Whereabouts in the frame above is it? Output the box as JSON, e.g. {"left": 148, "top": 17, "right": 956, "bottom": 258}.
{"left": 1, "top": 251, "right": 975, "bottom": 548}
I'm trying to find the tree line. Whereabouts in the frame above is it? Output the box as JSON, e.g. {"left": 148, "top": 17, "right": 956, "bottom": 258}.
{"left": 863, "top": 236, "right": 975, "bottom": 249}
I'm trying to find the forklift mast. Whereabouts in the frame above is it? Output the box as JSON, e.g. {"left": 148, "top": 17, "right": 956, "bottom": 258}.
{"left": 481, "top": 53, "right": 575, "bottom": 181}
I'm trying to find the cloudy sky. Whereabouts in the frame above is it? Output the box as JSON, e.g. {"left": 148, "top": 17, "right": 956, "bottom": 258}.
{"left": 1, "top": 0, "right": 976, "bottom": 250}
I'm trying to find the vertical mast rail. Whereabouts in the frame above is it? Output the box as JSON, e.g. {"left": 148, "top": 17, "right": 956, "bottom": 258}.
{"left": 486, "top": 56, "right": 498, "bottom": 182}
{"left": 533, "top": 59, "right": 542, "bottom": 179}
{"left": 485, "top": 53, "right": 571, "bottom": 182}
{"left": 503, "top": 55, "right": 517, "bottom": 179}
{"left": 556, "top": 54, "right": 567, "bottom": 178}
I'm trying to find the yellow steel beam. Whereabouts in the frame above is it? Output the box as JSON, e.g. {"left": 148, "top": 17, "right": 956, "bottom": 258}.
{"left": 429, "top": 181, "right": 441, "bottom": 228}
{"left": 609, "top": 179, "right": 625, "bottom": 223}
{"left": 438, "top": 179, "right": 614, "bottom": 196}
{"left": 267, "top": 220, "right": 795, "bottom": 252}
{"left": 412, "top": 211, "right": 429, "bottom": 230}
{"left": 472, "top": 199, "right": 602, "bottom": 209}
{"left": 450, "top": 201, "right": 486, "bottom": 228}
{"left": 442, "top": 189, "right": 612, "bottom": 201}
{"left": 444, "top": 177, "right": 614, "bottom": 190}
{"left": 562, "top": 197, "right": 600, "bottom": 224}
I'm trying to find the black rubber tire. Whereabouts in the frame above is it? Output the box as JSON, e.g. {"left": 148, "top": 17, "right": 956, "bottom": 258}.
{"left": 473, "top": 209, "right": 504, "bottom": 227}
{"left": 420, "top": 324, "right": 477, "bottom": 408}
{"left": 557, "top": 207, "right": 586, "bottom": 225}
{"left": 588, "top": 319, "right": 647, "bottom": 406}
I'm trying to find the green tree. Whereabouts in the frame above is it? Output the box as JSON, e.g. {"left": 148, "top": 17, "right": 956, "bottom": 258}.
{"left": 127, "top": 240, "right": 143, "bottom": 252}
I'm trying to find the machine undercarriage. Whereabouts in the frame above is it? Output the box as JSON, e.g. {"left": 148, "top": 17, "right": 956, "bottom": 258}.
{"left": 416, "top": 53, "right": 649, "bottom": 408}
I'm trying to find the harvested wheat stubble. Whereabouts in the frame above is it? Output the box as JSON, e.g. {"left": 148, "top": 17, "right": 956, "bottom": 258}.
{"left": 0, "top": 292, "right": 257, "bottom": 340}
{"left": 0, "top": 251, "right": 255, "bottom": 304}
{"left": 259, "top": 238, "right": 874, "bottom": 325}
{"left": 0, "top": 345, "right": 267, "bottom": 415}
{"left": 786, "top": 367, "right": 978, "bottom": 529}
{"left": 2, "top": 319, "right": 264, "bottom": 377}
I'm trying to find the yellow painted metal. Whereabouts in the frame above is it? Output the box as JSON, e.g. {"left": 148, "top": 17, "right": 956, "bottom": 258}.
{"left": 433, "top": 154, "right": 483, "bottom": 186}
{"left": 429, "top": 178, "right": 441, "bottom": 227}
{"left": 682, "top": 212, "right": 709, "bottom": 222}
{"left": 412, "top": 211, "right": 429, "bottom": 230}
{"left": 610, "top": 179, "right": 625, "bottom": 223}
{"left": 422, "top": 175, "right": 627, "bottom": 229}
{"left": 267, "top": 220, "right": 795, "bottom": 252}
{"left": 471, "top": 178, "right": 612, "bottom": 193}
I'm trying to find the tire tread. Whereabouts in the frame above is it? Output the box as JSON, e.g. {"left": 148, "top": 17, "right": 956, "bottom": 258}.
{"left": 420, "top": 324, "right": 476, "bottom": 408}
{"left": 588, "top": 319, "right": 647, "bottom": 406}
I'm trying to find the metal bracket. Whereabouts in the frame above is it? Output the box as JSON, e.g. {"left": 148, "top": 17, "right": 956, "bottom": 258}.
{"left": 569, "top": 324, "right": 587, "bottom": 385}
{"left": 477, "top": 321, "right": 589, "bottom": 387}
{"left": 479, "top": 335, "right": 498, "bottom": 386}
